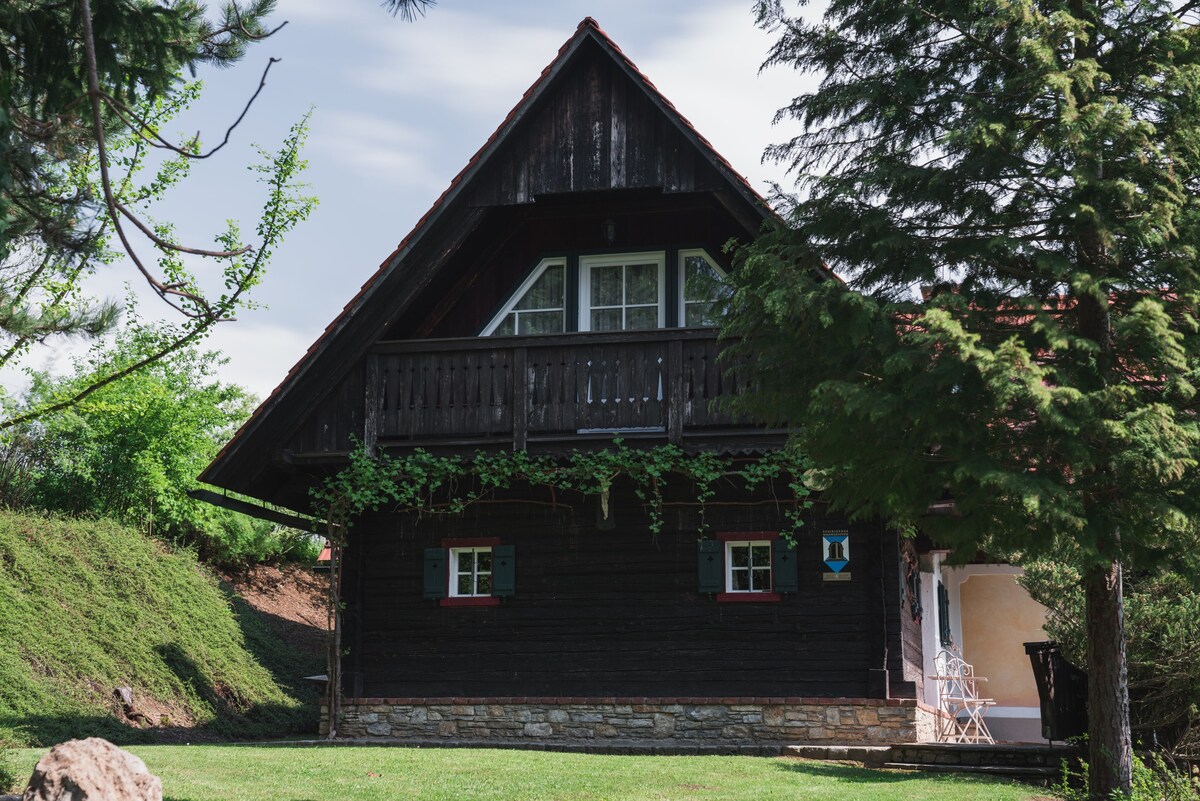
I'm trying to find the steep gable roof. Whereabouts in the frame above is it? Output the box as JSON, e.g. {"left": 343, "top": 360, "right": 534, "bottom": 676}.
{"left": 201, "top": 18, "right": 773, "bottom": 506}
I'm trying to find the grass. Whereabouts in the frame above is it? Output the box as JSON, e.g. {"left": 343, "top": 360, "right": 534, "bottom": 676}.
{"left": 7, "top": 746, "right": 1060, "bottom": 801}
{"left": 0, "top": 510, "right": 320, "bottom": 746}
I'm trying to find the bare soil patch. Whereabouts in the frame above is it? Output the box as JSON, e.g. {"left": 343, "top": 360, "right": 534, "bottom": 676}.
{"left": 221, "top": 564, "right": 329, "bottom": 663}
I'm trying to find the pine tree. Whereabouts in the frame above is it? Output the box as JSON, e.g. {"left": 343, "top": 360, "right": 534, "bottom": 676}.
{"left": 726, "top": 2, "right": 1200, "bottom": 796}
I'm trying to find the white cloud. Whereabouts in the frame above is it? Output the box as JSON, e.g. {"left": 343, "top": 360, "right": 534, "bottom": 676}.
{"left": 353, "top": 10, "right": 566, "bottom": 121}
{"left": 638, "top": 4, "right": 819, "bottom": 197}
{"left": 276, "top": 0, "right": 375, "bottom": 24}
{"left": 313, "top": 110, "right": 445, "bottom": 193}
{"left": 203, "top": 320, "right": 317, "bottom": 401}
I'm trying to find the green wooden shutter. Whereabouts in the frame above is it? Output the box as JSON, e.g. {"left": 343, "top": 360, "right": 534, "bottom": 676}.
{"left": 423, "top": 547, "right": 448, "bottom": 600}
{"left": 771, "top": 539, "right": 798, "bottom": 593}
{"left": 937, "top": 581, "right": 952, "bottom": 646}
{"left": 491, "top": 544, "right": 516, "bottom": 597}
{"left": 697, "top": 539, "right": 722, "bottom": 593}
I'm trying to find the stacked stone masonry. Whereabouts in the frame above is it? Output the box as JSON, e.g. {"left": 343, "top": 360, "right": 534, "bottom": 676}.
{"left": 327, "top": 697, "right": 938, "bottom": 744}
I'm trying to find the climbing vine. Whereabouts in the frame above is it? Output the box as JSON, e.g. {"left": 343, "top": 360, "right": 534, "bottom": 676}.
{"left": 310, "top": 440, "right": 814, "bottom": 540}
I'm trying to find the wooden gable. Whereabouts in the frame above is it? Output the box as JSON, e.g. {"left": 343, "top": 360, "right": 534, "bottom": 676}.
{"left": 200, "top": 19, "right": 773, "bottom": 512}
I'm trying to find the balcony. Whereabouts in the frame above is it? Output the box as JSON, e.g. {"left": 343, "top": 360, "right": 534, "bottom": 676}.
{"left": 361, "top": 329, "right": 782, "bottom": 455}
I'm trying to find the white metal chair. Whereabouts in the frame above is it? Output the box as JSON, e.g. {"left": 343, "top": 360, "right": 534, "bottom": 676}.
{"left": 930, "top": 649, "right": 996, "bottom": 743}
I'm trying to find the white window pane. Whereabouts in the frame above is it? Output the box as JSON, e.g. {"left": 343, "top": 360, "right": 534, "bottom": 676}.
{"left": 732, "top": 570, "right": 750, "bottom": 591}
{"left": 476, "top": 550, "right": 491, "bottom": 572}
{"left": 591, "top": 308, "right": 622, "bottom": 331}
{"left": 591, "top": 265, "right": 622, "bottom": 306}
{"left": 752, "top": 568, "right": 771, "bottom": 591}
{"left": 626, "top": 263, "right": 658, "bottom": 304}
{"left": 684, "top": 256, "right": 721, "bottom": 302}
{"left": 493, "top": 315, "right": 516, "bottom": 337}
{"left": 685, "top": 301, "right": 719, "bottom": 327}
{"left": 515, "top": 265, "right": 564, "bottom": 311}
{"left": 457, "top": 574, "right": 473, "bottom": 595}
{"left": 731, "top": 546, "right": 749, "bottom": 568}
{"left": 751, "top": 545, "right": 771, "bottom": 566}
{"left": 519, "top": 311, "right": 563, "bottom": 335}
{"left": 477, "top": 574, "right": 492, "bottom": 594}
{"left": 625, "top": 306, "right": 657, "bottom": 330}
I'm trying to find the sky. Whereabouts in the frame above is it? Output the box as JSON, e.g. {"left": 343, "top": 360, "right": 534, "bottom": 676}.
{"left": 14, "top": 0, "right": 820, "bottom": 401}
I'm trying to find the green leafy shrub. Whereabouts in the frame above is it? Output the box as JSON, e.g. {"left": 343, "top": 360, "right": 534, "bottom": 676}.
{"left": 6, "top": 326, "right": 314, "bottom": 569}
{"left": 1022, "top": 563, "right": 1200, "bottom": 757}
{"left": 1056, "top": 752, "right": 1200, "bottom": 801}
{"left": 0, "top": 739, "right": 19, "bottom": 794}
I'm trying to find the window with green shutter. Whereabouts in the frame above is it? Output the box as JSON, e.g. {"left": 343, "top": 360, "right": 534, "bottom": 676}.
{"left": 697, "top": 539, "right": 723, "bottom": 593}
{"left": 427, "top": 540, "right": 514, "bottom": 604}
{"left": 423, "top": 548, "right": 448, "bottom": 600}
{"left": 771, "top": 539, "right": 798, "bottom": 593}
{"left": 491, "top": 544, "right": 516, "bottom": 597}
{"left": 937, "top": 580, "right": 952, "bottom": 647}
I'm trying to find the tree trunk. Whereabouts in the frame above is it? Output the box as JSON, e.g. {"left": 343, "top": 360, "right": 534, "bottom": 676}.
{"left": 1084, "top": 559, "right": 1132, "bottom": 798}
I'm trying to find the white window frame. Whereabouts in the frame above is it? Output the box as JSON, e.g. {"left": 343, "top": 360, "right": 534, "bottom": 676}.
{"left": 678, "top": 248, "right": 731, "bottom": 328}
{"left": 724, "top": 540, "right": 773, "bottom": 594}
{"left": 449, "top": 546, "right": 493, "bottom": 597}
{"left": 578, "top": 251, "right": 666, "bottom": 332}
{"left": 480, "top": 258, "right": 567, "bottom": 336}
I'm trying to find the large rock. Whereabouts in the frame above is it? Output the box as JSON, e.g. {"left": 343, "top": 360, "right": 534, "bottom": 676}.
{"left": 22, "top": 738, "right": 162, "bottom": 801}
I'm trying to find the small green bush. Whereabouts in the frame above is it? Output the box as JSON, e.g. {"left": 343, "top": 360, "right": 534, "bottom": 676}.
{"left": 1055, "top": 752, "right": 1200, "bottom": 801}
{"left": 6, "top": 327, "right": 317, "bottom": 570}
{"left": 0, "top": 740, "right": 19, "bottom": 794}
{"left": 1022, "top": 563, "right": 1200, "bottom": 757}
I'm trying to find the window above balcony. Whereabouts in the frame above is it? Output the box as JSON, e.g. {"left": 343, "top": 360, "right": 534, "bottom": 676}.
{"left": 480, "top": 249, "right": 729, "bottom": 336}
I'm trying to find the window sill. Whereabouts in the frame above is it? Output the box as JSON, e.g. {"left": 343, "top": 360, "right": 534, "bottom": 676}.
{"left": 440, "top": 596, "right": 501, "bottom": 607}
{"left": 716, "top": 592, "right": 781, "bottom": 603}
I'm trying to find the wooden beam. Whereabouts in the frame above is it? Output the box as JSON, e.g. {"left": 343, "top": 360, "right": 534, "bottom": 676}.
{"left": 188, "top": 488, "right": 320, "bottom": 532}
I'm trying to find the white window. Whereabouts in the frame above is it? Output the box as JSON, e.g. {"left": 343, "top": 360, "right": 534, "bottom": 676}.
{"left": 482, "top": 259, "right": 566, "bottom": 336}
{"left": 450, "top": 547, "right": 493, "bottom": 597}
{"left": 580, "top": 252, "right": 665, "bottom": 332}
{"left": 481, "top": 249, "right": 729, "bottom": 336}
{"left": 726, "top": 540, "right": 772, "bottom": 593}
{"left": 679, "top": 249, "right": 732, "bottom": 327}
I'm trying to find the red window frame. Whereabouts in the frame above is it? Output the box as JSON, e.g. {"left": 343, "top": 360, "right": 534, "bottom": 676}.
{"left": 715, "top": 531, "right": 781, "bottom": 603}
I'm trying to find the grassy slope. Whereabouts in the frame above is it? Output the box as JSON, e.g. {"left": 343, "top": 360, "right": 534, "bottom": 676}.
{"left": 7, "top": 747, "right": 1061, "bottom": 801}
{"left": 0, "top": 510, "right": 321, "bottom": 747}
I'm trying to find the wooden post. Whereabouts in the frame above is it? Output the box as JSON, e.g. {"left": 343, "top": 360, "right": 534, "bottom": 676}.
{"left": 512, "top": 346, "right": 528, "bottom": 451}
{"left": 364, "top": 353, "right": 381, "bottom": 458}
{"left": 667, "top": 338, "right": 684, "bottom": 444}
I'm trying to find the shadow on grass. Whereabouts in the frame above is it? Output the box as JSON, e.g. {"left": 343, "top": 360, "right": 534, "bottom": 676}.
{"left": 774, "top": 758, "right": 1026, "bottom": 788}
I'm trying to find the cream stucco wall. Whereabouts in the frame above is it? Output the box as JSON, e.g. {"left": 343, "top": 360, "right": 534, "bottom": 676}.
{"left": 959, "top": 574, "right": 1047, "bottom": 708}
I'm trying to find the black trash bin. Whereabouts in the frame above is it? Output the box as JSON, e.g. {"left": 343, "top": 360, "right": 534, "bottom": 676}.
{"left": 1025, "top": 641, "right": 1088, "bottom": 742}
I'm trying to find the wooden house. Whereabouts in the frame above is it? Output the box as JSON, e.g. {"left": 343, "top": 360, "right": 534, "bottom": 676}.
{"left": 202, "top": 19, "right": 1047, "bottom": 745}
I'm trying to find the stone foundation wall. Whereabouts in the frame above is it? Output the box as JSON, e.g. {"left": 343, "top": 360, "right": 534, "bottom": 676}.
{"left": 324, "top": 697, "right": 938, "bottom": 744}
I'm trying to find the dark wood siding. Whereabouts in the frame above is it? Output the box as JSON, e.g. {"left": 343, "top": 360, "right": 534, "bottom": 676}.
{"left": 470, "top": 41, "right": 722, "bottom": 207}
{"left": 283, "top": 363, "right": 364, "bottom": 455}
{"left": 341, "top": 483, "right": 894, "bottom": 699}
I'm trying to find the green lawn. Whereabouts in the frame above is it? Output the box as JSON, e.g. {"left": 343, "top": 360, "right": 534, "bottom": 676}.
{"left": 7, "top": 745, "right": 1059, "bottom": 801}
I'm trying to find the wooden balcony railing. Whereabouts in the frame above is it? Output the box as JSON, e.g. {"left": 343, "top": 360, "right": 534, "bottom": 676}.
{"left": 363, "top": 329, "right": 764, "bottom": 451}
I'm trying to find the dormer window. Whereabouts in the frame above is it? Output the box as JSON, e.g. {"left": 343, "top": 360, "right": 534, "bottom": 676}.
{"left": 487, "top": 260, "right": 566, "bottom": 336}
{"left": 581, "top": 252, "right": 664, "bottom": 332}
{"left": 681, "top": 249, "right": 731, "bottom": 327}
{"left": 481, "top": 248, "right": 730, "bottom": 336}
